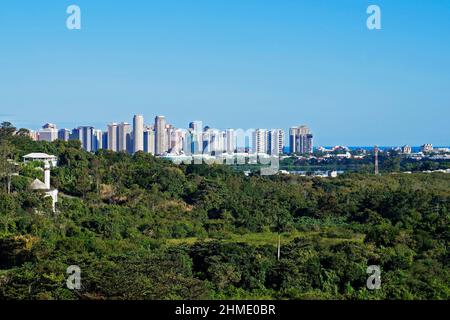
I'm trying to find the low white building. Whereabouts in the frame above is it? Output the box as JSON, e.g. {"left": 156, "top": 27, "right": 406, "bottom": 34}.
{"left": 23, "top": 153, "right": 58, "bottom": 167}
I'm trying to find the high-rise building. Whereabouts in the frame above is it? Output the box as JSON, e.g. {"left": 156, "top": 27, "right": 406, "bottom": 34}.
{"left": 165, "top": 124, "right": 174, "bottom": 153}
{"left": 402, "top": 145, "right": 412, "bottom": 154}
{"left": 107, "top": 123, "right": 119, "bottom": 152}
{"left": 58, "top": 129, "right": 70, "bottom": 141}
{"left": 78, "top": 126, "right": 94, "bottom": 152}
{"left": 126, "top": 132, "right": 133, "bottom": 154}
{"left": 289, "top": 127, "right": 297, "bottom": 154}
{"left": 39, "top": 123, "right": 58, "bottom": 142}
{"left": 189, "top": 121, "right": 203, "bottom": 132}
{"left": 118, "top": 122, "right": 131, "bottom": 152}
{"left": 252, "top": 129, "right": 269, "bottom": 154}
{"left": 170, "top": 129, "right": 185, "bottom": 155}
{"left": 143, "top": 126, "right": 155, "bottom": 155}
{"left": 189, "top": 121, "right": 203, "bottom": 155}
{"left": 225, "top": 129, "right": 236, "bottom": 154}
{"left": 102, "top": 131, "right": 108, "bottom": 150}
{"left": 289, "top": 125, "right": 313, "bottom": 154}
{"left": 155, "top": 116, "right": 167, "bottom": 155}
{"left": 69, "top": 128, "right": 80, "bottom": 141}
{"left": 93, "top": 129, "right": 103, "bottom": 151}
{"left": 28, "top": 130, "right": 39, "bottom": 141}
{"left": 133, "top": 114, "right": 144, "bottom": 153}
{"left": 203, "top": 128, "right": 225, "bottom": 155}
{"left": 421, "top": 144, "right": 433, "bottom": 153}
{"left": 268, "top": 129, "right": 285, "bottom": 155}
{"left": 42, "top": 123, "right": 57, "bottom": 130}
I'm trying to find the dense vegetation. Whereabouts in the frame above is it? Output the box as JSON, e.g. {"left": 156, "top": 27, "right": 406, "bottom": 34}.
{"left": 0, "top": 122, "right": 449, "bottom": 300}
{"left": 280, "top": 152, "right": 450, "bottom": 173}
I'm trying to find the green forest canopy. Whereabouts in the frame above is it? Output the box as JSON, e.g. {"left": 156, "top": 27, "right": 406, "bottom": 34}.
{"left": 0, "top": 122, "right": 448, "bottom": 300}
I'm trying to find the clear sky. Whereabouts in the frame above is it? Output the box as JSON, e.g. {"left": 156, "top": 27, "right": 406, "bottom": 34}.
{"left": 0, "top": 0, "right": 449, "bottom": 146}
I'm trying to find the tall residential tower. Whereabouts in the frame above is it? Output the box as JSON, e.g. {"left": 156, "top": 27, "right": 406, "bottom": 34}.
{"left": 133, "top": 114, "right": 144, "bottom": 153}
{"left": 155, "top": 116, "right": 167, "bottom": 155}
{"left": 289, "top": 125, "right": 313, "bottom": 154}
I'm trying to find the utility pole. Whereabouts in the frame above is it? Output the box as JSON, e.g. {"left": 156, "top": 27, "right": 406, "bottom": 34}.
{"left": 7, "top": 172, "right": 11, "bottom": 194}
{"left": 277, "top": 234, "right": 281, "bottom": 261}
{"left": 374, "top": 145, "right": 379, "bottom": 175}
{"left": 276, "top": 213, "right": 282, "bottom": 261}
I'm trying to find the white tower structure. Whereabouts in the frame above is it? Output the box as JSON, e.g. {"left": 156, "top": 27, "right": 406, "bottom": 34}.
{"left": 133, "top": 114, "right": 144, "bottom": 153}
{"left": 44, "top": 161, "right": 51, "bottom": 189}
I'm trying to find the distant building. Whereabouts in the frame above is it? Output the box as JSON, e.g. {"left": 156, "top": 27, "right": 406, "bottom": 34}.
{"left": 170, "top": 128, "right": 185, "bottom": 155}
{"left": 165, "top": 124, "right": 174, "bottom": 154}
{"left": 118, "top": 122, "right": 131, "bottom": 152}
{"left": 28, "top": 130, "right": 39, "bottom": 141}
{"left": 144, "top": 127, "right": 155, "bottom": 155}
{"left": 42, "top": 123, "right": 57, "bottom": 130}
{"left": 133, "top": 114, "right": 144, "bottom": 153}
{"left": 204, "top": 128, "right": 225, "bottom": 155}
{"left": 268, "top": 129, "right": 285, "bottom": 155}
{"left": 93, "top": 129, "right": 103, "bottom": 151}
{"left": 328, "top": 170, "right": 338, "bottom": 178}
{"left": 433, "top": 147, "right": 450, "bottom": 153}
{"left": 102, "top": 131, "right": 108, "bottom": 150}
{"left": 39, "top": 123, "right": 58, "bottom": 142}
{"left": 155, "top": 116, "right": 167, "bottom": 155}
{"left": 225, "top": 129, "right": 236, "bottom": 154}
{"left": 78, "top": 126, "right": 94, "bottom": 152}
{"left": 421, "top": 144, "right": 433, "bottom": 153}
{"left": 58, "top": 129, "right": 70, "bottom": 141}
{"left": 189, "top": 121, "right": 203, "bottom": 132}
{"left": 69, "top": 127, "right": 102, "bottom": 152}
{"left": 189, "top": 121, "right": 203, "bottom": 155}
{"left": 289, "top": 125, "right": 313, "bottom": 154}
{"left": 107, "top": 123, "right": 119, "bottom": 152}
{"left": 252, "top": 129, "right": 268, "bottom": 154}
{"left": 402, "top": 145, "right": 412, "bottom": 154}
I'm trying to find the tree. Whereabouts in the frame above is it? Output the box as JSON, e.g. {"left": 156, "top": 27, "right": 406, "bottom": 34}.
{"left": 15, "top": 128, "right": 30, "bottom": 137}
{"left": 92, "top": 158, "right": 104, "bottom": 195}
{"left": 0, "top": 122, "right": 16, "bottom": 139}
{"left": 0, "top": 140, "right": 15, "bottom": 193}
{"left": 382, "top": 156, "right": 401, "bottom": 172}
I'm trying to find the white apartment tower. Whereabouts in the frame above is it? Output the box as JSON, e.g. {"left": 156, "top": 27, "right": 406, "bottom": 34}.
{"left": 118, "top": 122, "right": 131, "bottom": 152}
{"left": 189, "top": 121, "right": 203, "bottom": 155}
{"left": 93, "top": 129, "right": 103, "bottom": 151}
{"left": 252, "top": 129, "right": 269, "bottom": 154}
{"left": 107, "top": 123, "right": 118, "bottom": 152}
{"left": 225, "top": 129, "right": 236, "bottom": 154}
{"left": 133, "top": 114, "right": 144, "bottom": 153}
{"left": 155, "top": 116, "right": 167, "bottom": 155}
{"left": 39, "top": 123, "right": 58, "bottom": 142}
{"left": 269, "top": 129, "right": 285, "bottom": 155}
{"left": 289, "top": 125, "right": 313, "bottom": 154}
{"left": 144, "top": 126, "right": 155, "bottom": 155}
{"left": 170, "top": 129, "right": 186, "bottom": 155}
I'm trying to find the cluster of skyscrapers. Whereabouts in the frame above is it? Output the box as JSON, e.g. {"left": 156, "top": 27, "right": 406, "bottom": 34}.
{"left": 30, "top": 115, "right": 314, "bottom": 156}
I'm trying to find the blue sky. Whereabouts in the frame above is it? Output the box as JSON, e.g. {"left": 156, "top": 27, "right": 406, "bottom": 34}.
{"left": 0, "top": 0, "right": 449, "bottom": 146}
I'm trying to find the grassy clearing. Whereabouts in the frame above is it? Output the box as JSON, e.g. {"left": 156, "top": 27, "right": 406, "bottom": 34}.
{"left": 165, "top": 229, "right": 365, "bottom": 247}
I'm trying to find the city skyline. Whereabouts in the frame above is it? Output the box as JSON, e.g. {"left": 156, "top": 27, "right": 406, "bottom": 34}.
{"left": 22, "top": 114, "right": 448, "bottom": 157}
{"left": 17, "top": 113, "right": 450, "bottom": 149}
{"left": 1, "top": 1, "right": 450, "bottom": 146}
